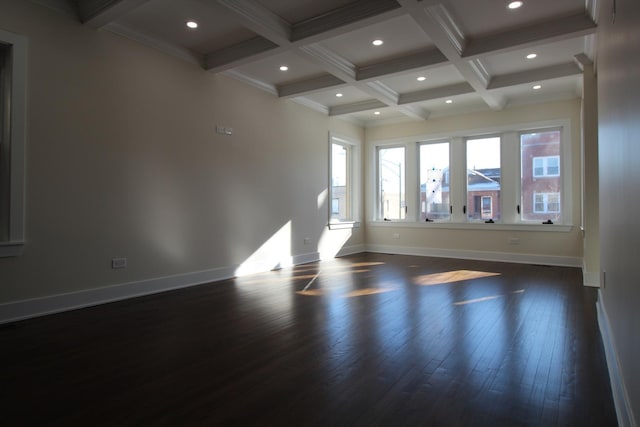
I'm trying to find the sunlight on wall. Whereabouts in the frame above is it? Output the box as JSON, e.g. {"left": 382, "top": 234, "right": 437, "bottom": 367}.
{"left": 317, "top": 188, "right": 328, "bottom": 209}
{"left": 235, "top": 221, "right": 292, "bottom": 276}
{"left": 318, "top": 226, "right": 352, "bottom": 260}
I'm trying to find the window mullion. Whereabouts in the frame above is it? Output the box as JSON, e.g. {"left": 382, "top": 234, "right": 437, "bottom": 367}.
{"left": 450, "top": 137, "right": 465, "bottom": 222}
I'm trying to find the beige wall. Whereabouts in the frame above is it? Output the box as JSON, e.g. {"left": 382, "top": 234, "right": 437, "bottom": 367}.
{"left": 597, "top": 0, "right": 640, "bottom": 423}
{"left": 0, "top": 0, "right": 363, "bottom": 303}
{"left": 365, "top": 99, "right": 584, "bottom": 263}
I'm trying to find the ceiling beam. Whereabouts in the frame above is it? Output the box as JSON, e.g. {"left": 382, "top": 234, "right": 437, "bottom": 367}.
{"left": 105, "top": 22, "right": 204, "bottom": 66}
{"left": 205, "top": 37, "right": 281, "bottom": 73}
{"left": 462, "top": 13, "right": 597, "bottom": 59}
{"left": 278, "top": 74, "right": 346, "bottom": 98}
{"left": 398, "top": 0, "right": 506, "bottom": 110}
{"left": 329, "top": 99, "right": 387, "bottom": 116}
{"left": 78, "top": 0, "right": 152, "bottom": 28}
{"left": 356, "top": 48, "right": 448, "bottom": 81}
{"left": 398, "top": 82, "right": 474, "bottom": 104}
{"left": 215, "top": 0, "right": 291, "bottom": 45}
{"left": 291, "top": 0, "right": 402, "bottom": 42}
{"left": 488, "top": 63, "right": 583, "bottom": 90}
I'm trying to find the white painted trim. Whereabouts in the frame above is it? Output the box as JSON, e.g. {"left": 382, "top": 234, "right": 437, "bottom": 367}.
{"left": 365, "top": 243, "right": 582, "bottom": 267}
{"left": 0, "top": 265, "right": 235, "bottom": 325}
{"left": 582, "top": 269, "right": 600, "bottom": 288}
{"left": 0, "top": 244, "right": 367, "bottom": 324}
{"left": 597, "top": 292, "right": 637, "bottom": 427}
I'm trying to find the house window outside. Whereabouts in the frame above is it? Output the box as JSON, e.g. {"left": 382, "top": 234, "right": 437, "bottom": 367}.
{"left": 534, "top": 192, "right": 560, "bottom": 213}
{"left": 533, "top": 156, "right": 560, "bottom": 177}
{"left": 419, "top": 142, "right": 450, "bottom": 221}
{"left": 466, "top": 137, "right": 501, "bottom": 221}
{"left": 378, "top": 146, "right": 405, "bottom": 220}
{"left": 521, "top": 130, "right": 562, "bottom": 222}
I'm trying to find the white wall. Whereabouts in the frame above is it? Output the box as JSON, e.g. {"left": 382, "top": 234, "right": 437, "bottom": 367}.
{"left": 597, "top": 0, "right": 640, "bottom": 424}
{"left": 364, "top": 99, "right": 584, "bottom": 265}
{"left": 0, "top": 0, "right": 363, "bottom": 307}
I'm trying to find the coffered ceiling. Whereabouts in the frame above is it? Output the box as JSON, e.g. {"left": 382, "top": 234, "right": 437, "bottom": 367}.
{"left": 33, "top": 0, "right": 598, "bottom": 126}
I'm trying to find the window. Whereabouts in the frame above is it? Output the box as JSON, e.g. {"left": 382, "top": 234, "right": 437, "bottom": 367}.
{"left": 521, "top": 130, "right": 562, "bottom": 222}
{"left": 419, "top": 142, "right": 450, "bottom": 221}
{"left": 0, "top": 30, "right": 26, "bottom": 257}
{"left": 377, "top": 146, "right": 405, "bottom": 220}
{"left": 329, "top": 134, "right": 360, "bottom": 226}
{"left": 533, "top": 156, "right": 560, "bottom": 177}
{"left": 369, "top": 120, "right": 571, "bottom": 228}
{"left": 466, "top": 137, "right": 501, "bottom": 221}
{"left": 533, "top": 192, "right": 560, "bottom": 213}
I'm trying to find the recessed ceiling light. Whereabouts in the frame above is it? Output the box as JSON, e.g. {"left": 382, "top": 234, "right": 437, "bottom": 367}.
{"left": 372, "top": 39, "right": 384, "bottom": 46}
{"left": 445, "top": 99, "right": 453, "bottom": 104}
{"left": 526, "top": 53, "right": 537, "bottom": 59}
{"left": 533, "top": 84, "right": 542, "bottom": 90}
{"left": 508, "top": 1, "right": 523, "bottom": 9}
{"left": 279, "top": 65, "right": 289, "bottom": 71}
{"left": 417, "top": 76, "right": 426, "bottom": 81}
{"left": 374, "top": 111, "right": 381, "bottom": 115}
{"left": 186, "top": 21, "right": 198, "bottom": 29}
{"left": 336, "top": 93, "right": 343, "bottom": 97}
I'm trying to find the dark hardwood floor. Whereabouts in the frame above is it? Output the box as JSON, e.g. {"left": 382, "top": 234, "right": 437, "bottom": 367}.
{"left": 1, "top": 253, "right": 617, "bottom": 426}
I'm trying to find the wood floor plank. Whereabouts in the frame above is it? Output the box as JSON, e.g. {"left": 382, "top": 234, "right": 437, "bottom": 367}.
{"left": 0, "top": 253, "right": 617, "bottom": 426}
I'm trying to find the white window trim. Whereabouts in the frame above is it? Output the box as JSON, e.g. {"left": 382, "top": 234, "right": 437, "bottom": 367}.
{"left": 367, "top": 119, "right": 573, "bottom": 230}
{"left": 0, "top": 29, "right": 27, "bottom": 257}
{"left": 328, "top": 133, "right": 361, "bottom": 229}
{"left": 418, "top": 140, "right": 452, "bottom": 223}
{"left": 375, "top": 144, "right": 408, "bottom": 222}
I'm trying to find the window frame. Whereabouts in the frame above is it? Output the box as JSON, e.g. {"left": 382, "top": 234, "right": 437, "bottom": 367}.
{"left": 518, "top": 127, "right": 568, "bottom": 224}
{"left": 328, "top": 133, "right": 361, "bottom": 229}
{"left": 367, "top": 119, "right": 572, "bottom": 230}
{"left": 465, "top": 135, "right": 502, "bottom": 222}
{"left": 0, "top": 30, "right": 27, "bottom": 257}
{"left": 376, "top": 144, "right": 407, "bottom": 221}
{"left": 418, "top": 140, "right": 451, "bottom": 223}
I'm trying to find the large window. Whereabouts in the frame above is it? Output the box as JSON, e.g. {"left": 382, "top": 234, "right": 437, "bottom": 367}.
{"left": 520, "top": 130, "right": 562, "bottom": 222}
{"left": 369, "top": 121, "right": 571, "bottom": 227}
{"left": 419, "top": 142, "right": 450, "bottom": 221}
{"left": 0, "top": 30, "right": 26, "bottom": 257}
{"left": 466, "top": 137, "right": 501, "bottom": 221}
{"left": 329, "top": 134, "right": 360, "bottom": 226}
{"left": 377, "top": 146, "right": 406, "bottom": 220}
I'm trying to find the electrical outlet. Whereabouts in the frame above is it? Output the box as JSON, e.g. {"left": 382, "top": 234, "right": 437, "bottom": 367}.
{"left": 392, "top": 233, "right": 400, "bottom": 239}
{"left": 508, "top": 237, "right": 520, "bottom": 245}
{"left": 111, "top": 257, "right": 127, "bottom": 269}
{"left": 303, "top": 237, "right": 311, "bottom": 245}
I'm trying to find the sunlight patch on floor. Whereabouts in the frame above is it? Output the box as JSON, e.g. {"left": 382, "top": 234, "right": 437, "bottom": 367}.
{"left": 414, "top": 269, "right": 501, "bottom": 286}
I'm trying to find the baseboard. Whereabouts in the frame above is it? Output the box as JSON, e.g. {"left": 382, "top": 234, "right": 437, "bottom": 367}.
{"left": 597, "top": 291, "right": 637, "bottom": 427}
{"left": 365, "top": 244, "right": 582, "bottom": 267}
{"left": 0, "top": 244, "right": 367, "bottom": 325}
{"left": 583, "top": 270, "right": 601, "bottom": 288}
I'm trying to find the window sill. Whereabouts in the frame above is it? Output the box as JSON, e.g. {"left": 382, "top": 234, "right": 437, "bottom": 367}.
{"left": 329, "top": 221, "right": 361, "bottom": 230}
{"left": 368, "top": 221, "right": 573, "bottom": 232}
{"left": 0, "top": 241, "right": 25, "bottom": 257}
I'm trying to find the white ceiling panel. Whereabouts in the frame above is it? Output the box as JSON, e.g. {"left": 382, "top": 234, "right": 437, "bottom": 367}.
{"left": 318, "top": 14, "right": 434, "bottom": 66}
{"left": 36, "top": 0, "right": 596, "bottom": 126}
{"left": 379, "top": 64, "right": 465, "bottom": 95}
{"left": 483, "top": 38, "right": 587, "bottom": 76}
{"left": 447, "top": 0, "right": 587, "bottom": 38}
{"left": 115, "top": 0, "right": 257, "bottom": 54}
{"left": 233, "top": 51, "right": 327, "bottom": 87}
